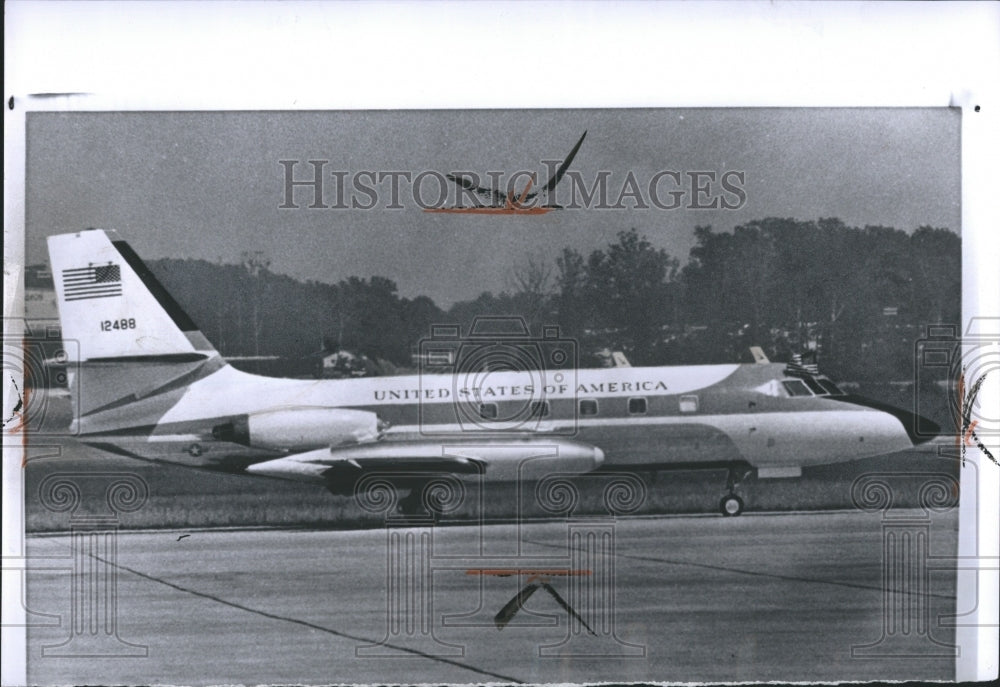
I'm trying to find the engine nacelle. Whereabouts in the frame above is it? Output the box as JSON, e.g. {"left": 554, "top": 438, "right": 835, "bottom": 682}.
{"left": 213, "top": 407, "right": 382, "bottom": 451}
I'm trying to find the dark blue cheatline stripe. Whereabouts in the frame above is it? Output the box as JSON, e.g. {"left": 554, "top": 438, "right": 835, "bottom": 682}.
{"left": 112, "top": 240, "right": 199, "bottom": 332}
{"left": 85, "top": 353, "right": 210, "bottom": 364}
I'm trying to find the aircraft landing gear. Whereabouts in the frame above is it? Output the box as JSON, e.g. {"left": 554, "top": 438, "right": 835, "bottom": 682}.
{"left": 720, "top": 493, "right": 744, "bottom": 517}
{"left": 395, "top": 481, "right": 456, "bottom": 519}
{"left": 720, "top": 463, "right": 753, "bottom": 517}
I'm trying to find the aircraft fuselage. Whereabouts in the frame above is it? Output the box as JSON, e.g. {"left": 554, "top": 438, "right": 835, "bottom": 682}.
{"left": 78, "top": 360, "right": 921, "bottom": 474}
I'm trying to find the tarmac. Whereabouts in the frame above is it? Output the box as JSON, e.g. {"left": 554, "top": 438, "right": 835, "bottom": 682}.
{"left": 24, "top": 509, "right": 959, "bottom": 684}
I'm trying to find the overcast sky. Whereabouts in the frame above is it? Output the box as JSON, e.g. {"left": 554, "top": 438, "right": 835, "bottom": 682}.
{"left": 26, "top": 108, "right": 960, "bottom": 308}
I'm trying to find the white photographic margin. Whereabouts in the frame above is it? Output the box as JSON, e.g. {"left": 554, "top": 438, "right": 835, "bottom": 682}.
{"left": 3, "top": 1, "right": 998, "bottom": 683}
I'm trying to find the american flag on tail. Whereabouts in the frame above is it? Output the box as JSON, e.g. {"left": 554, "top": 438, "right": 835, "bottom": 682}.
{"left": 784, "top": 353, "right": 820, "bottom": 378}
{"left": 62, "top": 263, "right": 122, "bottom": 301}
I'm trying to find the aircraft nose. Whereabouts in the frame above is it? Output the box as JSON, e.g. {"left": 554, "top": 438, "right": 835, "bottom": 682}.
{"left": 832, "top": 394, "right": 941, "bottom": 446}
{"left": 866, "top": 402, "right": 941, "bottom": 446}
{"left": 897, "top": 409, "right": 941, "bottom": 446}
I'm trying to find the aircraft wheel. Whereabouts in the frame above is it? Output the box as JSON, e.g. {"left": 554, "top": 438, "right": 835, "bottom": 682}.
{"left": 720, "top": 494, "right": 744, "bottom": 517}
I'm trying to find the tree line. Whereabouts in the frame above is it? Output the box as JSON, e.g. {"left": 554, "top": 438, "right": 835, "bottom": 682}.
{"left": 149, "top": 217, "right": 959, "bottom": 381}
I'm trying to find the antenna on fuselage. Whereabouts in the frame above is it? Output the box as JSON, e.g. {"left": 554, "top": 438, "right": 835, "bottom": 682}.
{"left": 611, "top": 351, "right": 631, "bottom": 368}
{"left": 749, "top": 346, "right": 769, "bottom": 364}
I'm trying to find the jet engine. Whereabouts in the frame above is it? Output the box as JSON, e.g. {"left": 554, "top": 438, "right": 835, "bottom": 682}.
{"left": 212, "top": 407, "right": 383, "bottom": 451}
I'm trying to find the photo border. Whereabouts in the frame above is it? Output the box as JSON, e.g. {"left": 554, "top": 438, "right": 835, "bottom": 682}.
{"left": 4, "top": 2, "right": 998, "bottom": 684}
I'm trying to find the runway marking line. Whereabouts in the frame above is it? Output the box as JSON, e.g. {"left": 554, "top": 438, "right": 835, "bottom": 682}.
{"left": 46, "top": 545, "right": 526, "bottom": 684}
{"left": 525, "top": 539, "right": 957, "bottom": 600}
{"left": 26, "top": 508, "right": 944, "bottom": 537}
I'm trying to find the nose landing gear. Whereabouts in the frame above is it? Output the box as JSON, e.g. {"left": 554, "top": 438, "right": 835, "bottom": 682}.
{"left": 720, "top": 463, "right": 753, "bottom": 517}
{"left": 720, "top": 493, "right": 744, "bottom": 517}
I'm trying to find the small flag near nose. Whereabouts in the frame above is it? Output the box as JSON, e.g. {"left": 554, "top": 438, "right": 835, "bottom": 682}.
{"left": 784, "top": 353, "right": 820, "bottom": 378}
{"left": 62, "top": 263, "right": 122, "bottom": 301}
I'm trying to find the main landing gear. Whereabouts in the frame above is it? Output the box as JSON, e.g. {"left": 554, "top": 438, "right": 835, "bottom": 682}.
{"left": 720, "top": 464, "right": 754, "bottom": 517}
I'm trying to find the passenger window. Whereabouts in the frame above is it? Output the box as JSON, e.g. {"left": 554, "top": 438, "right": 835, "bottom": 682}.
{"left": 628, "top": 397, "right": 647, "bottom": 415}
{"left": 531, "top": 400, "right": 550, "bottom": 417}
{"left": 479, "top": 403, "right": 498, "bottom": 419}
{"left": 579, "top": 399, "right": 599, "bottom": 416}
{"left": 679, "top": 395, "right": 698, "bottom": 413}
{"left": 781, "top": 380, "right": 813, "bottom": 397}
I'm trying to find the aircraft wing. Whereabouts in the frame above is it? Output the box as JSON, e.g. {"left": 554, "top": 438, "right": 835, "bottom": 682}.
{"left": 245, "top": 437, "right": 605, "bottom": 484}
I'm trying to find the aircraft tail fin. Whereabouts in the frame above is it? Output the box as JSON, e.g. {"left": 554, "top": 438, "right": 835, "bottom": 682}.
{"left": 48, "top": 229, "right": 218, "bottom": 361}
{"left": 46, "top": 229, "right": 224, "bottom": 424}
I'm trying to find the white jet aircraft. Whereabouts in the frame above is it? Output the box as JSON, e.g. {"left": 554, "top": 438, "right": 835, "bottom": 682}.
{"left": 46, "top": 229, "right": 938, "bottom": 516}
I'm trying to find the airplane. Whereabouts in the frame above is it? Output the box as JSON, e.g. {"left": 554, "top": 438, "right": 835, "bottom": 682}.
{"left": 425, "top": 131, "right": 587, "bottom": 215}
{"left": 44, "top": 228, "right": 939, "bottom": 517}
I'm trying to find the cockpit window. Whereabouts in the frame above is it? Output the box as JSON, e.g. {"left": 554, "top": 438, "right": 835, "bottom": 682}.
{"left": 802, "top": 377, "right": 827, "bottom": 395}
{"left": 781, "top": 379, "right": 813, "bottom": 397}
{"left": 817, "top": 379, "right": 845, "bottom": 396}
